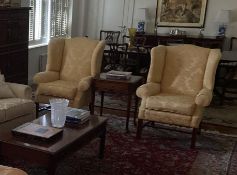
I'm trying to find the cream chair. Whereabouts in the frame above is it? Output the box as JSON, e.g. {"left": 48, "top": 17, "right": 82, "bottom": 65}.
{"left": 136, "top": 45, "right": 221, "bottom": 148}
{"left": 34, "top": 37, "right": 105, "bottom": 109}
{"left": 0, "top": 74, "right": 35, "bottom": 131}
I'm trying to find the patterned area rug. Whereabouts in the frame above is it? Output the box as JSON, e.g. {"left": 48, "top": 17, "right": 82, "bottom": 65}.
{"left": 1, "top": 115, "right": 237, "bottom": 175}
{"left": 204, "top": 100, "right": 237, "bottom": 128}
{"left": 95, "top": 93, "right": 237, "bottom": 130}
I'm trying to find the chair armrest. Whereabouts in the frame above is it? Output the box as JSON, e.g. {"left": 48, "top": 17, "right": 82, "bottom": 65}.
{"left": 195, "top": 88, "right": 213, "bottom": 107}
{"left": 33, "top": 71, "right": 59, "bottom": 84}
{"left": 0, "top": 165, "right": 28, "bottom": 175}
{"left": 136, "top": 83, "right": 160, "bottom": 98}
{"left": 78, "top": 76, "right": 93, "bottom": 91}
{"left": 7, "top": 83, "right": 32, "bottom": 100}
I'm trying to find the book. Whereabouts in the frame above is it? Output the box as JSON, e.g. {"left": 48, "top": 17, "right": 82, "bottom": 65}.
{"left": 106, "top": 70, "right": 132, "bottom": 80}
{"left": 12, "top": 123, "right": 63, "bottom": 140}
{"left": 65, "top": 107, "right": 90, "bottom": 124}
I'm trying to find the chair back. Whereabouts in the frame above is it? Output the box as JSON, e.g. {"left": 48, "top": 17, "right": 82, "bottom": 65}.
{"left": 47, "top": 37, "right": 105, "bottom": 82}
{"left": 149, "top": 45, "right": 219, "bottom": 96}
{"left": 100, "top": 30, "right": 120, "bottom": 44}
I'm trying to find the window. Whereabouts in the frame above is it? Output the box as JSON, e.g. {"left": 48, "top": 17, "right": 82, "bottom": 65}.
{"left": 29, "top": 0, "right": 72, "bottom": 47}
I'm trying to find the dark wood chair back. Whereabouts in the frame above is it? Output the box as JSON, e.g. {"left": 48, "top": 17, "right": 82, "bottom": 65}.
{"left": 100, "top": 30, "right": 120, "bottom": 44}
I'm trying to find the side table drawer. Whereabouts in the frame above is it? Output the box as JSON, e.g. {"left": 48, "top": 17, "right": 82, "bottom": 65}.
{"left": 94, "top": 81, "right": 129, "bottom": 93}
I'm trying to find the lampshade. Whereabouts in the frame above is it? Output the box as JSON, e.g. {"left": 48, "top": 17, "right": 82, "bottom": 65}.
{"left": 136, "top": 8, "right": 147, "bottom": 21}
{"left": 215, "top": 10, "right": 231, "bottom": 24}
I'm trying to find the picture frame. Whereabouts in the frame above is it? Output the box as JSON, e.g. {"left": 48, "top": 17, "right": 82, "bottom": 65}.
{"left": 156, "top": 0, "right": 208, "bottom": 28}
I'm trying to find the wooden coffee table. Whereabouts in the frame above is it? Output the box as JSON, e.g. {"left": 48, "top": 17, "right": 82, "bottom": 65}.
{"left": 0, "top": 114, "right": 107, "bottom": 175}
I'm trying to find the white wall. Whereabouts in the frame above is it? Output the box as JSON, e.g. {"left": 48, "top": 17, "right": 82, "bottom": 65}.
{"left": 74, "top": 0, "right": 237, "bottom": 38}
{"left": 27, "top": 0, "right": 237, "bottom": 84}
{"left": 131, "top": 0, "right": 237, "bottom": 37}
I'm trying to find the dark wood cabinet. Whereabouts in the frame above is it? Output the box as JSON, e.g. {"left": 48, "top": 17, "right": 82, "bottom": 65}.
{"left": 136, "top": 33, "right": 225, "bottom": 50}
{"left": 0, "top": 7, "right": 30, "bottom": 84}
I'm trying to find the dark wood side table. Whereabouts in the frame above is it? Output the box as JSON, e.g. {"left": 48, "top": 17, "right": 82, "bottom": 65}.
{"left": 91, "top": 73, "right": 143, "bottom": 131}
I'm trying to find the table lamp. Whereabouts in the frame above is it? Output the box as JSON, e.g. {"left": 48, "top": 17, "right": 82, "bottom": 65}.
{"left": 215, "top": 10, "right": 230, "bottom": 36}
{"left": 136, "top": 8, "right": 147, "bottom": 33}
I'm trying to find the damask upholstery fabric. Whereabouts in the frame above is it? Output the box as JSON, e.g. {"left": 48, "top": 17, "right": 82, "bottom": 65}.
{"left": 0, "top": 165, "right": 28, "bottom": 175}
{"left": 195, "top": 88, "right": 213, "bottom": 107}
{"left": 37, "top": 80, "right": 77, "bottom": 100}
{"left": 0, "top": 77, "right": 15, "bottom": 99}
{"left": 7, "top": 83, "right": 32, "bottom": 100}
{"left": 34, "top": 71, "right": 59, "bottom": 84}
{"left": 0, "top": 98, "right": 34, "bottom": 122}
{"left": 46, "top": 38, "right": 65, "bottom": 72}
{"left": 137, "top": 44, "right": 221, "bottom": 128}
{"left": 161, "top": 45, "right": 210, "bottom": 96}
{"left": 136, "top": 82, "right": 161, "bottom": 98}
{"left": 146, "top": 93, "right": 195, "bottom": 116}
{"left": 0, "top": 81, "right": 15, "bottom": 99}
{"left": 60, "top": 38, "right": 98, "bottom": 81}
{"left": 147, "top": 46, "right": 166, "bottom": 83}
{"left": 34, "top": 37, "right": 105, "bottom": 108}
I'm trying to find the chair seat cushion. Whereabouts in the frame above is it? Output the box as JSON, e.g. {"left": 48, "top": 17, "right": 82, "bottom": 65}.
{"left": 146, "top": 93, "right": 196, "bottom": 116}
{"left": 37, "top": 80, "right": 77, "bottom": 100}
{"left": 0, "top": 98, "right": 34, "bottom": 123}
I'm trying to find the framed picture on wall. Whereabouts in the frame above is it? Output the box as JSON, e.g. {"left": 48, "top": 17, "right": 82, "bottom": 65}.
{"left": 156, "top": 0, "right": 208, "bottom": 28}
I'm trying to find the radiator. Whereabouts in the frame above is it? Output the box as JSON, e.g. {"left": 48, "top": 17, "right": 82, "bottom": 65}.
{"left": 39, "top": 53, "right": 47, "bottom": 72}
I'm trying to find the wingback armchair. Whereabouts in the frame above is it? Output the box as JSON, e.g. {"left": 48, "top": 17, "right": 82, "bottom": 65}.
{"left": 136, "top": 45, "right": 221, "bottom": 148}
{"left": 34, "top": 37, "right": 105, "bottom": 109}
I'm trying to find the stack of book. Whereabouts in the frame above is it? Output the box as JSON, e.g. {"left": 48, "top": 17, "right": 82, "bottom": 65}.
{"left": 65, "top": 107, "right": 90, "bottom": 125}
{"left": 106, "top": 70, "right": 132, "bottom": 80}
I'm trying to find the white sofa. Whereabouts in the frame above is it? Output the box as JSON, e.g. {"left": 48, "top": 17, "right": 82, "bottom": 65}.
{"left": 0, "top": 79, "right": 35, "bottom": 131}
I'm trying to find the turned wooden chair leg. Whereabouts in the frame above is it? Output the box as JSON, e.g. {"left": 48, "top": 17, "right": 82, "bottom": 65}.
{"left": 35, "top": 102, "right": 39, "bottom": 118}
{"left": 151, "top": 121, "right": 155, "bottom": 127}
{"left": 136, "top": 119, "right": 143, "bottom": 139}
{"left": 197, "top": 122, "right": 202, "bottom": 135}
{"left": 191, "top": 128, "right": 197, "bottom": 149}
{"left": 89, "top": 103, "right": 93, "bottom": 114}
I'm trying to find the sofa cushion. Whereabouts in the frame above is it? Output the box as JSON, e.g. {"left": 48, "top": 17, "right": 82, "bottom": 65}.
{"left": 146, "top": 93, "right": 196, "bottom": 116}
{"left": 0, "top": 81, "right": 15, "bottom": 99}
{"left": 0, "top": 98, "right": 34, "bottom": 123}
{"left": 37, "top": 80, "right": 77, "bottom": 100}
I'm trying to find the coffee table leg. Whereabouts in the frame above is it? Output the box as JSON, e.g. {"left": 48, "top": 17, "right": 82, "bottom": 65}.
{"left": 90, "top": 84, "right": 95, "bottom": 115}
{"left": 48, "top": 161, "right": 57, "bottom": 175}
{"left": 126, "top": 94, "right": 132, "bottom": 132}
{"left": 100, "top": 91, "right": 104, "bottom": 116}
{"left": 99, "top": 126, "right": 106, "bottom": 159}
{"left": 134, "top": 95, "right": 139, "bottom": 126}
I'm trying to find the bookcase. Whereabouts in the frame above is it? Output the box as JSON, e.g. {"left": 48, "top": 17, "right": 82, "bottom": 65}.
{"left": 0, "top": 7, "right": 30, "bottom": 84}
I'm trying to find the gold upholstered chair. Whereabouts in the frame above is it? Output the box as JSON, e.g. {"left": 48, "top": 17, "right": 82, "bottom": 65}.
{"left": 34, "top": 37, "right": 105, "bottom": 109}
{"left": 136, "top": 45, "right": 221, "bottom": 148}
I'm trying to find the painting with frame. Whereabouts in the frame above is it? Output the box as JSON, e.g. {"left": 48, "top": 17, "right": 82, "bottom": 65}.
{"left": 156, "top": 0, "right": 208, "bottom": 28}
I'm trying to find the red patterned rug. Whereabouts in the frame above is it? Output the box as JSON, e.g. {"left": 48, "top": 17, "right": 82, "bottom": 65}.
{"left": 2, "top": 115, "right": 237, "bottom": 175}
